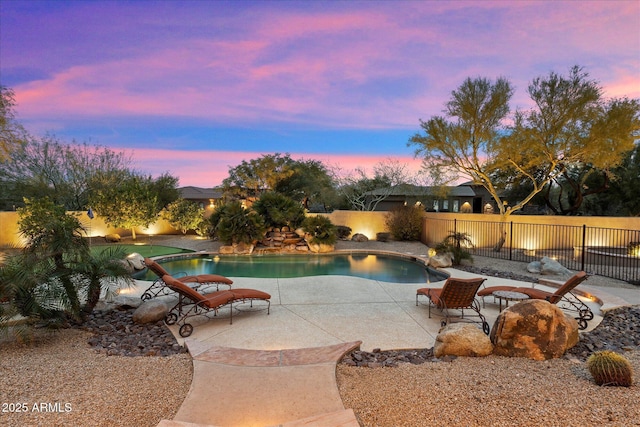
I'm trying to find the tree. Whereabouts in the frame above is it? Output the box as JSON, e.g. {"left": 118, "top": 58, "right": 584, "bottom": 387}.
{"left": 163, "top": 198, "right": 205, "bottom": 234}
{"left": 0, "top": 86, "right": 29, "bottom": 162}
{"left": 335, "top": 159, "right": 414, "bottom": 211}
{"left": 411, "top": 66, "right": 639, "bottom": 248}
{"left": 0, "top": 135, "right": 131, "bottom": 210}
{"left": 89, "top": 171, "right": 178, "bottom": 239}
{"left": 274, "top": 159, "right": 338, "bottom": 211}
{"left": 222, "top": 153, "right": 295, "bottom": 200}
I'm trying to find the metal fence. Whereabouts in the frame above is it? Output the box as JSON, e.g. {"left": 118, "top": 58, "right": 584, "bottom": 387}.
{"left": 423, "top": 217, "right": 640, "bottom": 284}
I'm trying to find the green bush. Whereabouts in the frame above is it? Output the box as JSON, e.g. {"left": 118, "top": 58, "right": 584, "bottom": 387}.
{"left": 302, "top": 215, "right": 337, "bottom": 245}
{"left": 252, "top": 192, "right": 306, "bottom": 229}
{"left": 385, "top": 205, "right": 424, "bottom": 241}
{"left": 162, "top": 198, "right": 204, "bottom": 234}
{"left": 210, "top": 201, "right": 266, "bottom": 245}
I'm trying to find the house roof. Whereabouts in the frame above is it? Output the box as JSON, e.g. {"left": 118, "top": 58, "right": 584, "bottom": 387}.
{"left": 366, "top": 184, "right": 476, "bottom": 198}
{"left": 179, "top": 186, "right": 223, "bottom": 200}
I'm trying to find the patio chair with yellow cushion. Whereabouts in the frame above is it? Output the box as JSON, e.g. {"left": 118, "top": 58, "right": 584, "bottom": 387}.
{"left": 416, "top": 277, "right": 489, "bottom": 334}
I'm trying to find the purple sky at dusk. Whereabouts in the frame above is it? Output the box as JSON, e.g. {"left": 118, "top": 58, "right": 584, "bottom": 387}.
{"left": 1, "top": 0, "right": 639, "bottom": 187}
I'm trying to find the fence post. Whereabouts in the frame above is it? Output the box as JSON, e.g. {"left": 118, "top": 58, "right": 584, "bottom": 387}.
{"left": 454, "top": 218, "right": 457, "bottom": 235}
{"left": 581, "top": 224, "right": 586, "bottom": 271}
{"left": 509, "top": 222, "right": 513, "bottom": 260}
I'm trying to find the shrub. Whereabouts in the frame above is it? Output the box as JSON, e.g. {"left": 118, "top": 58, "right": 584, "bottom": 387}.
{"left": 336, "top": 225, "right": 352, "bottom": 240}
{"left": 210, "top": 201, "right": 266, "bottom": 245}
{"left": 435, "top": 231, "right": 474, "bottom": 265}
{"left": 302, "top": 215, "right": 337, "bottom": 245}
{"left": 385, "top": 205, "right": 424, "bottom": 241}
{"left": 162, "top": 198, "right": 205, "bottom": 234}
{"left": 376, "top": 232, "right": 391, "bottom": 242}
{"left": 252, "top": 192, "right": 306, "bottom": 229}
{"left": 586, "top": 350, "right": 634, "bottom": 386}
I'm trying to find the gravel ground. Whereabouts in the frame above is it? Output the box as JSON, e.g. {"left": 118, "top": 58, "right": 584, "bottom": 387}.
{"left": 2, "top": 236, "right": 639, "bottom": 427}
{"left": 0, "top": 329, "right": 192, "bottom": 427}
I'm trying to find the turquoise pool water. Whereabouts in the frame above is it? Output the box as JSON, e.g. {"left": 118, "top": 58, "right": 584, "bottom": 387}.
{"left": 136, "top": 253, "right": 448, "bottom": 283}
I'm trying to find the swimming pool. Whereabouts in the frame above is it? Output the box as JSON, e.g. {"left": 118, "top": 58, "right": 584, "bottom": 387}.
{"left": 135, "top": 253, "right": 448, "bottom": 283}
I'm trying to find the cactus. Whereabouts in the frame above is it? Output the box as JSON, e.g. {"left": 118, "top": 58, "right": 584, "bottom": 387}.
{"left": 586, "top": 350, "right": 634, "bottom": 387}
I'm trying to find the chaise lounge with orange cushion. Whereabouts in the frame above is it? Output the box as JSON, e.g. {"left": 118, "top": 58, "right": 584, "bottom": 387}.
{"left": 162, "top": 274, "right": 271, "bottom": 337}
{"left": 141, "top": 257, "right": 233, "bottom": 301}
{"left": 416, "top": 277, "right": 489, "bottom": 334}
{"left": 477, "top": 271, "right": 593, "bottom": 329}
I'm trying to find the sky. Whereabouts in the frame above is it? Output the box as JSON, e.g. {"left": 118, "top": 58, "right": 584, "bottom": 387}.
{"left": 1, "top": 0, "right": 639, "bottom": 187}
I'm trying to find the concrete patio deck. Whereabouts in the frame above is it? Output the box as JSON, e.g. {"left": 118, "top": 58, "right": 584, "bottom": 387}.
{"left": 117, "top": 264, "right": 629, "bottom": 427}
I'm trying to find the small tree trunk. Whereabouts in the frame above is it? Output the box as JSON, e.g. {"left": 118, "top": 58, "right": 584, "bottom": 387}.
{"left": 493, "top": 215, "right": 507, "bottom": 252}
{"left": 131, "top": 227, "right": 137, "bottom": 240}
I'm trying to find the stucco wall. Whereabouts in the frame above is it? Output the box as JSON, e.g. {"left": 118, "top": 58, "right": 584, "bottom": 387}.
{"left": 0, "top": 211, "right": 180, "bottom": 248}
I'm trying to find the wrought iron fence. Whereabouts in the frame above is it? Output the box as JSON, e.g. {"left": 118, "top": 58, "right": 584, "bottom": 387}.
{"left": 423, "top": 217, "right": 640, "bottom": 284}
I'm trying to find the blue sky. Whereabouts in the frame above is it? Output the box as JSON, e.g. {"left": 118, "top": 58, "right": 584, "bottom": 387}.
{"left": 1, "top": 0, "right": 639, "bottom": 186}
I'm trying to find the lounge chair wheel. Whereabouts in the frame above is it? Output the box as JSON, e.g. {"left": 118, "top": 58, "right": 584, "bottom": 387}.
{"left": 141, "top": 292, "right": 152, "bottom": 301}
{"left": 440, "top": 320, "right": 447, "bottom": 328}
{"left": 580, "top": 309, "right": 594, "bottom": 321}
{"left": 577, "top": 318, "right": 588, "bottom": 330}
{"left": 179, "top": 323, "right": 193, "bottom": 337}
{"left": 482, "top": 321, "right": 490, "bottom": 335}
{"left": 165, "top": 312, "right": 178, "bottom": 325}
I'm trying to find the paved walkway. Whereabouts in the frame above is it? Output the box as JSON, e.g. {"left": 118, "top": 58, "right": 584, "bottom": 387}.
{"left": 120, "top": 237, "right": 639, "bottom": 427}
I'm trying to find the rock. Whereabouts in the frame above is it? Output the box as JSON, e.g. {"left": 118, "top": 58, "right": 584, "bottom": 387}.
{"left": 132, "top": 300, "right": 169, "bottom": 324}
{"left": 433, "top": 323, "right": 494, "bottom": 358}
{"left": 104, "top": 233, "right": 121, "bottom": 242}
{"left": 307, "top": 242, "right": 334, "bottom": 253}
{"left": 429, "top": 253, "right": 452, "bottom": 268}
{"left": 234, "top": 242, "right": 254, "bottom": 254}
{"left": 491, "top": 299, "right": 579, "bottom": 360}
{"left": 219, "top": 245, "right": 234, "bottom": 254}
{"left": 528, "top": 257, "right": 572, "bottom": 276}
{"left": 526, "top": 261, "right": 542, "bottom": 274}
{"left": 126, "top": 252, "right": 145, "bottom": 270}
{"left": 351, "top": 233, "right": 369, "bottom": 242}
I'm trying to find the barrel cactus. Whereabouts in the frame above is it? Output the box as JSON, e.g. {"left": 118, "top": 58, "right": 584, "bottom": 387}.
{"left": 586, "top": 350, "right": 634, "bottom": 387}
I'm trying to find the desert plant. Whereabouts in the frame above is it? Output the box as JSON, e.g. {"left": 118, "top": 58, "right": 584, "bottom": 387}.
{"left": 335, "top": 225, "right": 352, "bottom": 240}
{"left": 210, "top": 201, "right": 266, "bottom": 245}
{"left": 586, "top": 350, "right": 634, "bottom": 386}
{"left": 435, "top": 231, "right": 474, "bottom": 265}
{"left": 252, "top": 192, "right": 306, "bottom": 229}
{"left": 385, "top": 205, "right": 424, "bottom": 241}
{"left": 302, "top": 215, "right": 337, "bottom": 245}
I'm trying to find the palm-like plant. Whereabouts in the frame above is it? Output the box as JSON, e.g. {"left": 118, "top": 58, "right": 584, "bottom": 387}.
{"left": 435, "top": 231, "right": 475, "bottom": 265}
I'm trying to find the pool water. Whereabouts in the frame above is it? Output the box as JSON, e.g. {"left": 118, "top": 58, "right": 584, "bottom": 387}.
{"left": 136, "top": 253, "right": 448, "bottom": 283}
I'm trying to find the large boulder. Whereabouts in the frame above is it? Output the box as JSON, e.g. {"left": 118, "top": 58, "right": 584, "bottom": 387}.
{"left": 527, "top": 256, "right": 573, "bottom": 277}
{"left": 133, "top": 300, "right": 169, "bottom": 324}
{"left": 429, "top": 253, "right": 452, "bottom": 268}
{"left": 434, "top": 323, "right": 494, "bottom": 358}
{"left": 491, "top": 299, "right": 579, "bottom": 360}
{"left": 126, "top": 252, "right": 145, "bottom": 271}
{"left": 307, "top": 242, "right": 335, "bottom": 253}
{"left": 104, "top": 233, "right": 121, "bottom": 243}
{"left": 351, "top": 233, "right": 369, "bottom": 242}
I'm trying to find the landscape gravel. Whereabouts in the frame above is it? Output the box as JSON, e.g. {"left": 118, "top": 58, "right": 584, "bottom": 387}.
{"left": 2, "top": 236, "right": 639, "bottom": 426}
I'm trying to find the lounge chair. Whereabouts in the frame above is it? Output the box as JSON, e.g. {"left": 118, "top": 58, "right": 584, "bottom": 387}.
{"left": 141, "top": 257, "right": 233, "bottom": 301}
{"left": 162, "top": 274, "right": 271, "bottom": 337}
{"left": 477, "top": 271, "right": 593, "bottom": 329}
{"left": 416, "top": 277, "right": 489, "bottom": 334}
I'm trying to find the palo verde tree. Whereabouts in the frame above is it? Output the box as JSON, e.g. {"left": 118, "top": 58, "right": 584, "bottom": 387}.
{"left": 411, "top": 66, "right": 639, "bottom": 249}
{"left": 335, "top": 159, "right": 415, "bottom": 211}
{"left": 0, "top": 86, "right": 29, "bottom": 162}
